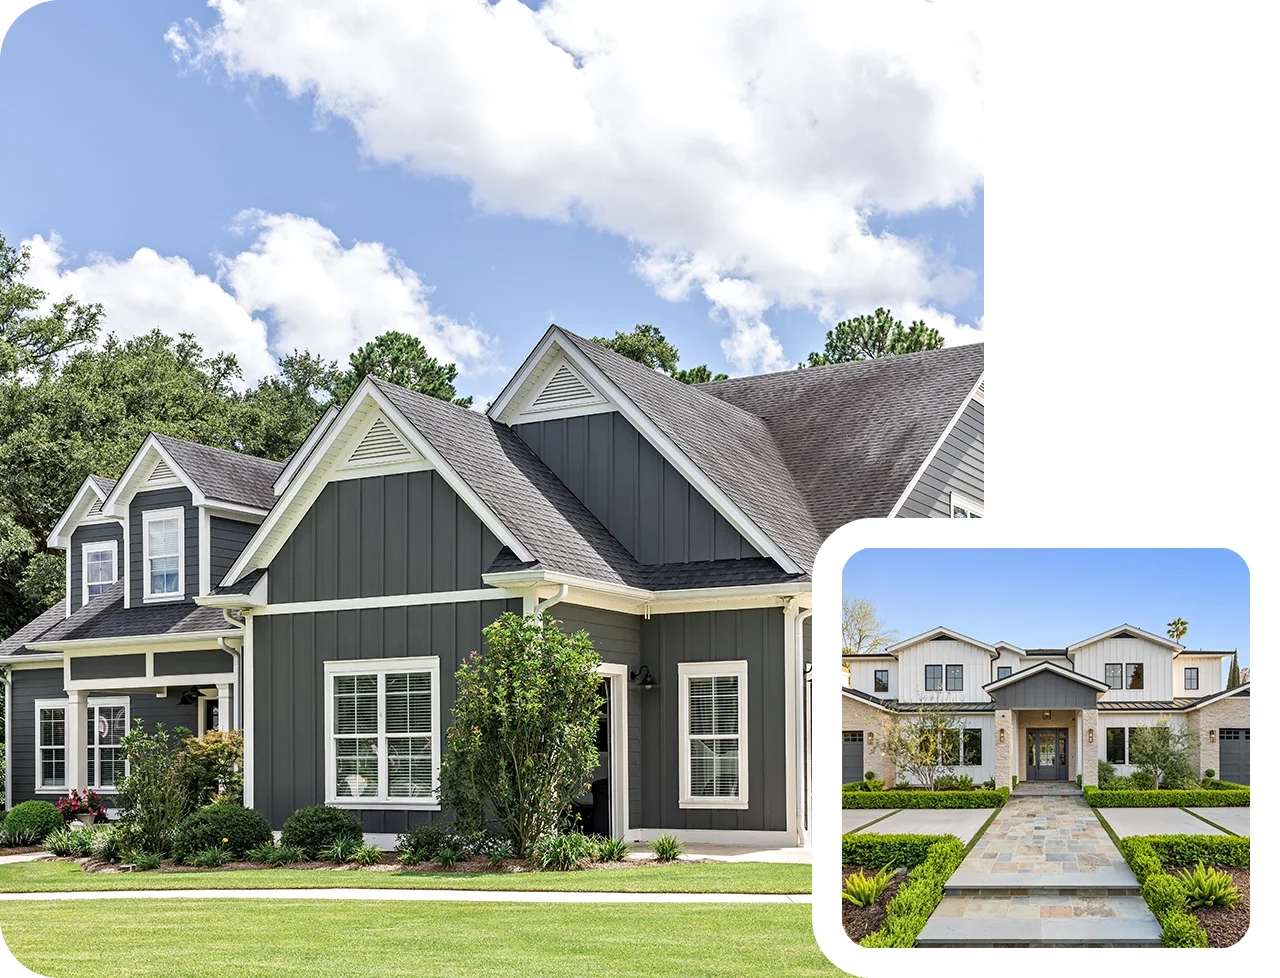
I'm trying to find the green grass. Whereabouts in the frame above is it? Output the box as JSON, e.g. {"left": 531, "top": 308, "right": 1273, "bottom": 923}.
{"left": 0, "top": 859, "right": 810, "bottom": 894}
{"left": 0, "top": 899, "right": 840, "bottom": 978}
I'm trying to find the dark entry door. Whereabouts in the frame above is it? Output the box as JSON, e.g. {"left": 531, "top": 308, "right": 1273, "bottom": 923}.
{"left": 1218, "top": 728, "right": 1249, "bottom": 785}
{"left": 1027, "top": 728, "right": 1068, "bottom": 780}
{"left": 842, "top": 731, "right": 864, "bottom": 783}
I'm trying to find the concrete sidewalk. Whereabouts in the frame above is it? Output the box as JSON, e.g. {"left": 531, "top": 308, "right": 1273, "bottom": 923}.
{"left": 0, "top": 888, "right": 810, "bottom": 904}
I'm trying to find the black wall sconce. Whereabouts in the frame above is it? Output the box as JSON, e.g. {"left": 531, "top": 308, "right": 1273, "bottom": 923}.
{"left": 629, "top": 665, "right": 658, "bottom": 690}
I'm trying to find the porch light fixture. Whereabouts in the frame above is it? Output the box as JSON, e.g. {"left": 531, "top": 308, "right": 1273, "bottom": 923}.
{"left": 999, "top": 728, "right": 1006, "bottom": 743}
{"left": 629, "top": 665, "right": 658, "bottom": 690}
{"left": 1088, "top": 728, "right": 1095, "bottom": 744}
{"left": 1043, "top": 710, "right": 1051, "bottom": 719}
{"left": 866, "top": 731, "right": 875, "bottom": 747}
{"left": 1209, "top": 729, "right": 1217, "bottom": 743}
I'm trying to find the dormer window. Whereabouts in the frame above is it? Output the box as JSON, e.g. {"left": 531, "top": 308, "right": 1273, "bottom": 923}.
{"left": 83, "top": 542, "right": 117, "bottom": 603}
{"left": 143, "top": 508, "right": 184, "bottom": 599}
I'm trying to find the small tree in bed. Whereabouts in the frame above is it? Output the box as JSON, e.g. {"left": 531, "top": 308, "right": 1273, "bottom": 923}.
{"left": 440, "top": 612, "right": 603, "bottom": 857}
{"left": 879, "top": 702, "right": 962, "bottom": 790}
{"left": 1128, "top": 716, "right": 1199, "bottom": 788}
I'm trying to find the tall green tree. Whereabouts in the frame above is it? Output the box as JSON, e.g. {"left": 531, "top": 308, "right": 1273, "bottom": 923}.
{"left": 1227, "top": 651, "right": 1241, "bottom": 689}
{"left": 592, "top": 323, "right": 726, "bottom": 384}
{"left": 1, "top": 233, "right": 103, "bottom": 379}
{"left": 336, "top": 331, "right": 472, "bottom": 407}
{"left": 1167, "top": 617, "right": 1189, "bottom": 644}
{"left": 805, "top": 308, "right": 944, "bottom": 366}
{"left": 238, "top": 351, "right": 342, "bottom": 460}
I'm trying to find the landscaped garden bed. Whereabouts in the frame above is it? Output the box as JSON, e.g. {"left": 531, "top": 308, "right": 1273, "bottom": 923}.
{"left": 842, "top": 787, "right": 1008, "bottom": 809}
{"left": 841, "top": 864, "right": 908, "bottom": 942}
{"left": 840, "top": 833, "right": 966, "bottom": 947}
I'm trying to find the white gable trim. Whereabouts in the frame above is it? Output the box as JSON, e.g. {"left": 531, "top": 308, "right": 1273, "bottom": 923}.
{"left": 983, "top": 660, "right": 1110, "bottom": 693}
{"left": 102, "top": 436, "right": 203, "bottom": 518}
{"left": 1067, "top": 623, "right": 1182, "bottom": 653}
{"left": 274, "top": 405, "right": 339, "bottom": 495}
{"left": 887, "top": 370, "right": 985, "bottom": 518}
{"left": 220, "top": 379, "right": 533, "bottom": 588}
{"left": 47, "top": 478, "right": 114, "bottom": 549}
{"left": 506, "top": 353, "right": 613, "bottom": 422}
{"left": 887, "top": 626, "right": 997, "bottom": 656}
{"left": 491, "top": 328, "right": 801, "bottom": 575}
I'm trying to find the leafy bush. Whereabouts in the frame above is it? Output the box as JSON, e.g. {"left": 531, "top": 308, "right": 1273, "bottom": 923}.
{"left": 349, "top": 843, "right": 383, "bottom": 865}
{"left": 1202, "top": 778, "right": 1249, "bottom": 791}
{"left": 172, "top": 802, "right": 272, "bottom": 863}
{"left": 186, "top": 846, "right": 234, "bottom": 868}
{"left": 1174, "top": 862, "right": 1241, "bottom": 907}
{"left": 981, "top": 779, "right": 996, "bottom": 790}
{"left": 3, "top": 800, "right": 63, "bottom": 842}
{"left": 842, "top": 865, "right": 895, "bottom": 907}
{"left": 173, "top": 730, "right": 244, "bottom": 807}
{"left": 320, "top": 837, "right": 361, "bottom": 862}
{"left": 281, "top": 805, "right": 363, "bottom": 857}
{"left": 1129, "top": 770, "right": 1156, "bottom": 791}
{"left": 1097, "top": 759, "right": 1116, "bottom": 785}
{"left": 1122, "top": 841, "right": 1163, "bottom": 886}
{"left": 113, "top": 721, "right": 191, "bottom": 855}
{"left": 1084, "top": 786, "right": 1249, "bottom": 808}
{"left": 56, "top": 789, "right": 107, "bottom": 820}
{"left": 1011, "top": 775, "right": 1018, "bottom": 788}
{"left": 595, "top": 836, "right": 631, "bottom": 862}
{"left": 248, "top": 841, "right": 306, "bottom": 866}
{"left": 842, "top": 833, "right": 949, "bottom": 869}
{"left": 863, "top": 771, "right": 877, "bottom": 782}
{"left": 1100, "top": 775, "right": 1133, "bottom": 790}
{"left": 89, "top": 825, "right": 122, "bottom": 862}
{"left": 393, "top": 823, "right": 490, "bottom": 863}
{"left": 67, "top": 828, "right": 97, "bottom": 858}
{"left": 1, "top": 828, "right": 39, "bottom": 847}
{"left": 1076, "top": 774, "right": 1082, "bottom": 787}
{"left": 932, "top": 773, "right": 973, "bottom": 792}
{"left": 125, "top": 851, "right": 163, "bottom": 871}
{"left": 858, "top": 837, "right": 965, "bottom": 947}
{"left": 484, "top": 837, "right": 514, "bottom": 866}
{"left": 246, "top": 841, "right": 280, "bottom": 864}
{"left": 1203, "top": 768, "right": 1215, "bottom": 779}
{"left": 843, "top": 788, "right": 1009, "bottom": 810}
{"left": 532, "top": 831, "right": 597, "bottom": 871}
{"left": 43, "top": 828, "right": 77, "bottom": 856}
{"left": 1141, "top": 872, "right": 1187, "bottom": 920}
{"left": 1160, "top": 911, "right": 1210, "bottom": 947}
{"left": 434, "top": 845, "right": 460, "bottom": 868}
{"left": 650, "top": 833, "right": 685, "bottom": 861}
{"left": 1128, "top": 720, "right": 1198, "bottom": 790}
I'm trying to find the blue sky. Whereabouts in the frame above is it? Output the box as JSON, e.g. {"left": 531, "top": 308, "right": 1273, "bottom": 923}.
{"left": 0, "top": 1, "right": 983, "bottom": 403}
{"left": 843, "top": 550, "right": 1250, "bottom": 673}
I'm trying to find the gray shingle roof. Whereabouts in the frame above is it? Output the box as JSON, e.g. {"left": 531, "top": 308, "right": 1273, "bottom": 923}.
{"left": 26, "top": 582, "right": 237, "bottom": 645}
{"left": 211, "top": 569, "right": 266, "bottom": 596}
{"left": 561, "top": 330, "right": 824, "bottom": 571}
{"left": 0, "top": 601, "right": 68, "bottom": 657}
{"left": 86, "top": 475, "right": 118, "bottom": 498}
{"left": 153, "top": 434, "right": 284, "bottom": 511}
{"left": 700, "top": 343, "right": 984, "bottom": 536}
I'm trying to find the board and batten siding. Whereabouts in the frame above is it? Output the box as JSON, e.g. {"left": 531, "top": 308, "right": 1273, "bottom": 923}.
{"left": 209, "top": 517, "right": 257, "bottom": 590}
{"left": 69, "top": 521, "right": 125, "bottom": 614}
{"left": 251, "top": 598, "right": 522, "bottom": 831}
{"left": 1176, "top": 655, "right": 1225, "bottom": 697}
{"left": 895, "top": 638, "right": 993, "bottom": 704}
{"left": 512, "top": 412, "right": 759, "bottom": 565}
{"left": 990, "top": 670, "right": 1101, "bottom": 710}
{"left": 268, "top": 471, "right": 505, "bottom": 604}
{"left": 129, "top": 488, "right": 199, "bottom": 604}
{"left": 845, "top": 657, "right": 897, "bottom": 699}
{"left": 1099, "top": 711, "right": 1189, "bottom": 777}
{"left": 897, "top": 398, "right": 983, "bottom": 518}
{"left": 636, "top": 607, "right": 787, "bottom": 833}
{"left": 1072, "top": 636, "right": 1175, "bottom": 703}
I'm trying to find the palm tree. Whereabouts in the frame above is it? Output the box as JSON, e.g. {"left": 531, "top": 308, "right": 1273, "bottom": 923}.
{"left": 1167, "top": 618, "right": 1188, "bottom": 644}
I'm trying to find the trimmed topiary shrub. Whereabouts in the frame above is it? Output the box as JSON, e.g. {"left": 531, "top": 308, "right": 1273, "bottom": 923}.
{"left": 280, "top": 805, "right": 363, "bottom": 857}
{"left": 843, "top": 788, "right": 1008, "bottom": 809}
{"left": 172, "top": 802, "right": 272, "bottom": 863}
{"left": 842, "top": 833, "right": 949, "bottom": 869}
{"left": 1160, "top": 910, "right": 1210, "bottom": 947}
{"left": 1202, "top": 778, "right": 1249, "bottom": 791}
{"left": 1142, "top": 871, "right": 1187, "bottom": 920}
{"left": 3, "top": 800, "right": 64, "bottom": 842}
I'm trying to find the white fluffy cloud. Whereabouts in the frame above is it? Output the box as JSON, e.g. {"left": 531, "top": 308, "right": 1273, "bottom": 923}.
{"left": 169, "top": 0, "right": 983, "bottom": 373}
{"left": 23, "top": 214, "right": 496, "bottom": 387}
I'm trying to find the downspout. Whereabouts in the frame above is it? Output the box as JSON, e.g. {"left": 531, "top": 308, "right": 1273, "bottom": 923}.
{"left": 1, "top": 666, "right": 11, "bottom": 811}
{"left": 220, "top": 609, "right": 244, "bottom": 731}
{"left": 535, "top": 584, "right": 569, "bottom": 614}
{"left": 797, "top": 608, "right": 814, "bottom": 846}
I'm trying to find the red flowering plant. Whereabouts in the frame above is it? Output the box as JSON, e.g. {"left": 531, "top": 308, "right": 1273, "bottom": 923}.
{"left": 56, "top": 789, "right": 108, "bottom": 821}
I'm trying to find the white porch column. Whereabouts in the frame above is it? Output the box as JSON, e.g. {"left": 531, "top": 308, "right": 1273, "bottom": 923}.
{"left": 65, "top": 689, "right": 89, "bottom": 792}
{"left": 1076, "top": 712, "right": 1084, "bottom": 779}
{"left": 217, "top": 684, "right": 232, "bottom": 732}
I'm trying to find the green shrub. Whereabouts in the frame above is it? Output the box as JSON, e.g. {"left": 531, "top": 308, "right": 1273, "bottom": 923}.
{"left": 172, "top": 802, "right": 272, "bottom": 863}
{"left": 1100, "top": 775, "right": 1133, "bottom": 790}
{"left": 858, "top": 836, "right": 965, "bottom": 947}
{"left": 933, "top": 773, "right": 973, "bottom": 792}
{"left": 395, "top": 823, "right": 448, "bottom": 863}
{"left": 434, "top": 844, "right": 460, "bottom": 868}
{"left": 1160, "top": 910, "right": 1210, "bottom": 947}
{"left": 350, "top": 843, "right": 384, "bottom": 866}
{"left": 650, "top": 833, "right": 685, "bottom": 861}
{"left": 186, "top": 845, "right": 234, "bottom": 868}
{"left": 532, "top": 831, "right": 597, "bottom": 871}
{"left": 981, "top": 778, "right": 995, "bottom": 790}
{"left": 863, "top": 771, "right": 877, "bottom": 782}
{"left": 1141, "top": 872, "right": 1187, "bottom": 921}
{"left": 1011, "top": 775, "right": 1017, "bottom": 788}
{"left": 1132, "top": 834, "right": 1250, "bottom": 868}
{"left": 484, "top": 837, "right": 514, "bottom": 866}
{"left": 43, "top": 828, "right": 77, "bottom": 856}
{"left": 842, "top": 833, "right": 949, "bottom": 868}
{"left": 1076, "top": 774, "right": 1082, "bottom": 787}
{"left": 113, "top": 721, "right": 192, "bottom": 856}
{"left": 89, "top": 825, "right": 123, "bottom": 862}
{"left": 1084, "top": 786, "right": 1249, "bottom": 808}
{"left": 595, "top": 836, "right": 631, "bottom": 862}
{"left": 67, "top": 828, "right": 97, "bottom": 858}
{"left": 3, "top": 800, "right": 63, "bottom": 842}
{"left": 1097, "top": 759, "right": 1116, "bottom": 784}
{"left": 320, "top": 837, "right": 361, "bottom": 862}
{"left": 1174, "top": 861, "right": 1241, "bottom": 907}
{"left": 1203, "top": 768, "right": 1215, "bottom": 779}
{"left": 280, "top": 806, "right": 363, "bottom": 857}
{"left": 843, "top": 788, "right": 1008, "bottom": 809}
{"left": 173, "top": 730, "right": 244, "bottom": 807}
{"left": 1202, "top": 778, "right": 1249, "bottom": 791}
{"left": 125, "top": 850, "right": 163, "bottom": 871}
{"left": 1129, "top": 770, "right": 1156, "bottom": 790}
{"left": 843, "top": 780, "right": 870, "bottom": 792}
{"left": 842, "top": 864, "right": 895, "bottom": 907}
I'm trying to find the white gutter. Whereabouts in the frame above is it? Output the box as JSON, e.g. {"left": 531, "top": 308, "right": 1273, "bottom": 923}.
{"left": 219, "top": 610, "right": 243, "bottom": 730}
{"left": 1, "top": 666, "right": 11, "bottom": 811}
{"left": 27, "top": 628, "right": 241, "bottom": 653}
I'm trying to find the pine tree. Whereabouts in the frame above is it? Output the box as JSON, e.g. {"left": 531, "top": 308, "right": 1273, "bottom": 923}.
{"left": 1227, "top": 650, "right": 1241, "bottom": 689}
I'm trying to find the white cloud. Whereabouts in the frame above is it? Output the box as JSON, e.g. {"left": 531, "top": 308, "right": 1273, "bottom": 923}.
{"left": 170, "top": 0, "right": 984, "bottom": 373}
{"left": 22, "top": 215, "right": 497, "bottom": 388}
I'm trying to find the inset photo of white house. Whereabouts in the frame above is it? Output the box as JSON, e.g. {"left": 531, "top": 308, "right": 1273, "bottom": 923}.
{"left": 836, "top": 548, "right": 1250, "bottom": 949}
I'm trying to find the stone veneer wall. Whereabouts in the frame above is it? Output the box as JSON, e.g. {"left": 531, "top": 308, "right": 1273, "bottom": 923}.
{"left": 841, "top": 696, "right": 894, "bottom": 787}
{"left": 1186, "top": 695, "right": 1250, "bottom": 778}
{"left": 994, "top": 709, "right": 1012, "bottom": 789}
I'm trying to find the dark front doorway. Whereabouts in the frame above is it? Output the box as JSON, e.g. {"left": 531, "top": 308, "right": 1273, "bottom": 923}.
{"left": 1026, "top": 728, "right": 1069, "bottom": 781}
{"left": 571, "top": 678, "right": 612, "bottom": 836}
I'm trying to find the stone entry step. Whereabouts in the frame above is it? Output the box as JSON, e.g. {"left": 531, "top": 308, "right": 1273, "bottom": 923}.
{"left": 945, "top": 871, "right": 1141, "bottom": 895}
{"left": 917, "top": 916, "right": 1163, "bottom": 947}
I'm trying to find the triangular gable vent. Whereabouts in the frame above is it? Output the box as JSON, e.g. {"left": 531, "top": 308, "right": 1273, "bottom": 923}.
{"left": 147, "top": 459, "right": 176, "bottom": 484}
{"left": 86, "top": 496, "right": 104, "bottom": 518}
{"left": 531, "top": 364, "right": 595, "bottom": 410}
{"left": 346, "top": 417, "right": 417, "bottom": 466}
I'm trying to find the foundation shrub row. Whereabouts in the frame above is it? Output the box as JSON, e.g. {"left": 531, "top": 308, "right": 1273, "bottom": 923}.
{"left": 1083, "top": 786, "right": 1249, "bottom": 808}
{"left": 842, "top": 788, "right": 1009, "bottom": 810}
{"left": 1118, "top": 834, "right": 1250, "bottom": 948}
{"left": 846, "top": 834, "right": 966, "bottom": 947}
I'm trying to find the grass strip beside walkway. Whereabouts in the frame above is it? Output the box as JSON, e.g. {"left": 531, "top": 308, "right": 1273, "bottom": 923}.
{"left": 1178, "top": 807, "right": 1239, "bottom": 836}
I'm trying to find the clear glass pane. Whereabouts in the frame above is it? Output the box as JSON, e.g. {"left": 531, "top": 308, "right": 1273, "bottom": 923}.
{"left": 387, "top": 736, "right": 433, "bottom": 797}
{"left": 385, "top": 672, "right": 432, "bottom": 734}
{"left": 39, "top": 708, "right": 65, "bottom": 748}
{"left": 689, "top": 738, "right": 739, "bottom": 797}
{"left": 42, "top": 748, "right": 66, "bottom": 788}
{"left": 334, "top": 738, "right": 379, "bottom": 797}
{"left": 98, "top": 747, "right": 126, "bottom": 788}
{"left": 86, "top": 549, "right": 114, "bottom": 585}
{"left": 334, "top": 675, "right": 378, "bottom": 735}
{"left": 150, "top": 555, "right": 179, "bottom": 594}
{"left": 96, "top": 706, "right": 127, "bottom": 746}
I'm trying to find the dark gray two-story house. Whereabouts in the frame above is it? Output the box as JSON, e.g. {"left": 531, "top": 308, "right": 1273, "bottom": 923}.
{"left": 1, "top": 326, "right": 983, "bottom": 848}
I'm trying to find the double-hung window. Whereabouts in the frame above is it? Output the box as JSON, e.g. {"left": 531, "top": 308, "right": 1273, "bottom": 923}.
{"left": 1126, "top": 663, "right": 1144, "bottom": 690}
{"left": 1104, "top": 663, "right": 1123, "bottom": 689}
{"left": 679, "top": 661, "right": 748, "bottom": 809}
{"left": 946, "top": 664, "right": 964, "bottom": 691}
{"left": 35, "top": 700, "right": 67, "bottom": 792}
{"left": 82, "top": 541, "right": 117, "bottom": 604}
{"left": 1184, "top": 667, "right": 1199, "bottom": 691}
{"left": 950, "top": 492, "right": 984, "bottom": 518}
{"left": 924, "top": 664, "right": 943, "bottom": 691}
{"left": 34, "top": 697, "right": 130, "bottom": 792}
{"left": 873, "top": 669, "right": 889, "bottom": 693}
{"left": 142, "top": 508, "right": 183, "bottom": 599}
{"left": 325, "top": 657, "right": 440, "bottom": 807}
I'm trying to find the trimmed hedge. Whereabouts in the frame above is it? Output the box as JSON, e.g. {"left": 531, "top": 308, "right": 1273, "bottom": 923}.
{"left": 1083, "top": 785, "right": 1249, "bottom": 808}
{"left": 842, "top": 833, "right": 949, "bottom": 869}
{"left": 280, "top": 805, "right": 364, "bottom": 857}
{"left": 843, "top": 788, "right": 1008, "bottom": 810}
{"left": 2, "top": 800, "right": 64, "bottom": 842}
{"left": 173, "top": 802, "right": 273, "bottom": 863}
{"left": 1117, "top": 835, "right": 1229, "bottom": 948}
{"left": 858, "top": 836, "right": 966, "bottom": 947}
{"left": 1202, "top": 778, "right": 1249, "bottom": 791}
{"left": 1120, "top": 834, "right": 1249, "bottom": 870}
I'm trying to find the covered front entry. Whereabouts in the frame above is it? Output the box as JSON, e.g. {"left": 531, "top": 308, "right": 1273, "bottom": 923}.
{"left": 1026, "top": 728, "right": 1069, "bottom": 781}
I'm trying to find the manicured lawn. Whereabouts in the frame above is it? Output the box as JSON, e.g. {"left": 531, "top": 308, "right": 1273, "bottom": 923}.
{"left": 0, "top": 899, "right": 840, "bottom": 978}
{"left": 0, "top": 859, "right": 811, "bottom": 894}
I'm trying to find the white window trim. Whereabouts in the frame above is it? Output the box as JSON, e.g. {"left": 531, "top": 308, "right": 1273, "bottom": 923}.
{"left": 33, "top": 695, "right": 130, "bottom": 794}
{"left": 142, "top": 507, "right": 185, "bottom": 602}
{"left": 678, "top": 660, "right": 749, "bottom": 810}
{"left": 81, "top": 539, "right": 118, "bottom": 607}
{"left": 323, "top": 656, "right": 442, "bottom": 810}
{"left": 949, "top": 492, "right": 984, "bottom": 519}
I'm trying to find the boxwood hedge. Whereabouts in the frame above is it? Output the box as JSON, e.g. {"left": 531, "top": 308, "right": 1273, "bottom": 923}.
{"left": 1083, "top": 785, "right": 1249, "bottom": 807}
{"left": 842, "top": 788, "right": 1008, "bottom": 810}
{"left": 842, "top": 832, "right": 951, "bottom": 869}
{"left": 858, "top": 835, "right": 966, "bottom": 947}
{"left": 1115, "top": 835, "right": 1221, "bottom": 948}
{"left": 1201, "top": 778, "right": 1249, "bottom": 791}
{"left": 1120, "top": 834, "right": 1249, "bottom": 869}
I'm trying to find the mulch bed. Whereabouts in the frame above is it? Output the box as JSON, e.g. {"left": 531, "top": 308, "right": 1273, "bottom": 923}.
{"left": 1181, "top": 866, "right": 1249, "bottom": 948}
{"left": 54, "top": 855, "right": 706, "bottom": 875}
{"left": 841, "top": 865, "right": 908, "bottom": 943}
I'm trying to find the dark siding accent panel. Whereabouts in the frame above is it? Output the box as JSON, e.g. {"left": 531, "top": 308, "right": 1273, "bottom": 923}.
{"left": 69, "top": 522, "right": 125, "bottom": 614}
{"left": 513, "top": 413, "right": 759, "bottom": 565}
{"left": 556, "top": 604, "right": 644, "bottom": 829}
{"left": 153, "top": 649, "right": 234, "bottom": 677}
{"left": 9, "top": 668, "right": 66, "bottom": 804}
{"left": 253, "top": 598, "right": 523, "bottom": 831}
{"left": 209, "top": 517, "right": 257, "bottom": 590}
{"left": 126, "top": 690, "right": 202, "bottom": 736}
{"left": 69, "top": 655, "right": 147, "bottom": 681}
{"left": 129, "top": 488, "right": 198, "bottom": 604}
{"left": 268, "top": 471, "right": 504, "bottom": 604}
{"left": 898, "top": 399, "right": 984, "bottom": 519}
{"left": 636, "top": 608, "right": 787, "bottom": 832}
{"left": 992, "top": 671, "right": 1102, "bottom": 710}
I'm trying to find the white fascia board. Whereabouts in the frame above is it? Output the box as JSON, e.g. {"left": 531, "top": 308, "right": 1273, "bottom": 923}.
{"left": 887, "top": 370, "right": 986, "bottom": 518}
{"left": 982, "top": 660, "right": 1110, "bottom": 693}
{"left": 887, "top": 625, "right": 997, "bottom": 655}
{"left": 487, "top": 326, "right": 564, "bottom": 422}
{"left": 201, "top": 502, "right": 268, "bottom": 521}
{"left": 993, "top": 642, "right": 1028, "bottom": 655}
{"left": 2, "top": 653, "right": 66, "bottom": 666}
{"left": 46, "top": 477, "right": 108, "bottom": 549}
{"left": 1067, "top": 623, "right": 1183, "bottom": 653}
{"left": 1184, "top": 683, "right": 1250, "bottom": 711}
{"left": 28, "top": 629, "right": 240, "bottom": 653}
{"left": 102, "top": 435, "right": 204, "bottom": 518}
{"left": 273, "top": 404, "right": 340, "bottom": 495}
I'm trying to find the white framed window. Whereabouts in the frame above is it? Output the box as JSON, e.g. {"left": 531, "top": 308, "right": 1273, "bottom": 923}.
{"left": 35, "top": 700, "right": 67, "bottom": 793}
{"left": 950, "top": 492, "right": 984, "bottom": 519}
{"left": 678, "top": 660, "right": 748, "bottom": 809}
{"left": 324, "top": 657, "right": 441, "bottom": 808}
{"left": 142, "top": 508, "right": 184, "bottom": 600}
{"left": 34, "top": 696, "right": 130, "bottom": 792}
{"left": 82, "top": 540, "right": 118, "bottom": 605}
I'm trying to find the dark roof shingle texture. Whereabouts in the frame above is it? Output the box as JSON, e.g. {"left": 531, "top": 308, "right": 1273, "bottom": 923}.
{"left": 154, "top": 435, "right": 284, "bottom": 511}
{"left": 26, "top": 582, "right": 236, "bottom": 645}
{"left": 0, "top": 601, "right": 68, "bottom": 657}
